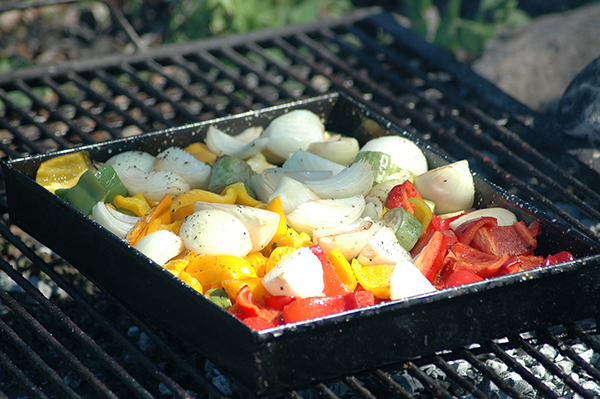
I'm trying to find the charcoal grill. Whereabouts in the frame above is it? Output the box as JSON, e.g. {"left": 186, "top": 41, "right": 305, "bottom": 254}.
{"left": 1, "top": 5, "right": 600, "bottom": 398}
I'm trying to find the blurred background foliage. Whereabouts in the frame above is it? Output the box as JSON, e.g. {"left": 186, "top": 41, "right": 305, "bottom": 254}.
{"left": 0, "top": 0, "right": 598, "bottom": 72}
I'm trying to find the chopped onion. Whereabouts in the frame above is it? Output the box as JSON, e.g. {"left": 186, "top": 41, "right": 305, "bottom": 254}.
{"left": 362, "top": 196, "right": 384, "bottom": 220}
{"left": 234, "top": 125, "right": 264, "bottom": 143}
{"left": 92, "top": 202, "right": 139, "bottom": 239}
{"left": 105, "top": 151, "right": 155, "bottom": 176}
{"left": 313, "top": 217, "right": 383, "bottom": 260}
{"left": 286, "top": 195, "right": 366, "bottom": 236}
{"left": 245, "top": 152, "right": 276, "bottom": 174}
{"left": 153, "top": 147, "right": 211, "bottom": 189}
{"left": 357, "top": 226, "right": 412, "bottom": 266}
{"left": 193, "top": 201, "right": 280, "bottom": 252}
{"left": 261, "top": 110, "right": 326, "bottom": 163}
{"left": 302, "top": 160, "right": 374, "bottom": 199}
{"left": 307, "top": 136, "right": 360, "bottom": 166}
{"left": 413, "top": 159, "right": 475, "bottom": 215}
{"left": 449, "top": 207, "right": 518, "bottom": 230}
{"left": 389, "top": 260, "right": 436, "bottom": 300}
{"left": 135, "top": 230, "right": 185, "bottom": 266}
{"left": 205, "top": 125, "right": 269, "bottom": 159}
{"left": 179, "top": 209, "right": 252, "bottom": 257}
{"left": 119, "top": 167, "right": 190, "bottom": 202}
{"left": 268, "top": 176, "right": 320, "bottom": 215}
{"left": 358, "top": 136, "right": 428, "bottom": 177}
{"left": 282, "top": 150, "right": 346, "bottom": 175}
{"left": 367, "top": 177, "right": 411, "bottom": 204}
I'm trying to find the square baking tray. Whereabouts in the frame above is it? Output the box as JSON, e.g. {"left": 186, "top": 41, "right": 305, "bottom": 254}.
{"left": 3, "top": 92, "right": 600, "bottom": 396}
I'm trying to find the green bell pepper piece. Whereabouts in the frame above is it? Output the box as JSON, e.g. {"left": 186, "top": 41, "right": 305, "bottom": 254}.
{"left": 94, "top": 164, "right": 128, "bottom": 204}
{"left": 62, "top": 168, "right": 108, "bottom": 215}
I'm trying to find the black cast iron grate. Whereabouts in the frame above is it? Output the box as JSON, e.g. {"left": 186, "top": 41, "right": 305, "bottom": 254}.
{"left": 0, "top": 5, "right": 600, "bottom": 398}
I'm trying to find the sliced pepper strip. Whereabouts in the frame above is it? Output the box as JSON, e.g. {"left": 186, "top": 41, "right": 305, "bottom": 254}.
{"left": 265, "top": 196, "right": 287, "bottom": 250}
{"left": 327, "top": 249, "right": 358, "bottom": 292}
{"left": 126, "top": 194, "right": 172, "bottom": 246}
{"left": 222, "top": 277, "right": 269, "bottom": 304}
{"left": 114, "top": 192, "right": 151, "bottom": 217}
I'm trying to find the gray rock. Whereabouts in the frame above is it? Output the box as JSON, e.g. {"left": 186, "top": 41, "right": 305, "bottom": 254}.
{"left": 472, "top": 2, "right": 600, "bottom": 111}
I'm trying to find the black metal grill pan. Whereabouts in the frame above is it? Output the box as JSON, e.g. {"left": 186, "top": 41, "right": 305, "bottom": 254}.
{"left": 3, "top": 92, "right": 600, "bottom": 395}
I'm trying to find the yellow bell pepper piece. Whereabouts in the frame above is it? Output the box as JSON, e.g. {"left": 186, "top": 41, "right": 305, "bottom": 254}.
{"left": 328, "top": 249, "right": 358, "bottom": 292}
{"left": 225, "top": 182, "right": 263, "bottom": 207}
{"left": 163, "top": 258, "right": 189, "bottom": 277}
{"left": 264, "top": 246, "right": 297, "bottom": 274}
{"left": 245, "top": 252, "right": 268, "bottom": 277}
{"left": 351, "top": 259, "right": 393, "bottom": 299}
{"left": 36, "top": 151, "right": 92, "bottom": 193}
{"left": 407, "top": 196, "right": 433, "bottom": 235}
{"left": 274, "top": 227, "right": 312, "bottom": 249}
{"left": 184, "top": 142, "right": 218, "bottom": 165}
{"left": 185, "top": 254, "right": 257, "bottom": 289}
{"left": 266, "top": 196, "right": 287, "bottom": 247}
{"left": 114, "top": 192, "right": 151, "bottom": 217}
{"left": 222, "top": 277, "right": 269, "bottom": 303}
{"left": 177, "top": 271, "right": 204, "bottom": 294}
{"left": 126, "top": 194, "right": 172, "bottom": 246}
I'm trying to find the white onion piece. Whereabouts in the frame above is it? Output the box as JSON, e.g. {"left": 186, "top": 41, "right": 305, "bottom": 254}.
{"left": 302, "top": 160, "right": 374, "bottom": 199}
{"left": 268, "top": 176, "right": 320, "bottom": 215}
{"left": 92, "top": 202, "right": 139, "bottom": 239}
{"left": 193, "top": 202, "right": 280, "bottom": 252}
{"left": 286, "top": 195, "right": 366, "bottom": 236}
{"left": 105, "top": 151, "right": 155, "bottom": 176}
{"left": 262, "top": 246, "right": 324, "bottom": 298}
{"left": 357, "top": 226, "right": 412, "bottom": 266}
{"left": 313, "top": 217, "right": 383, "bottom": 260}
{"left": 234, "top": 125, "right": 264, "bottom": 143}
{"left": 449, "top": 207, "right": 518, "bottom": 230}
{"left": 245, "top": 152, "right": 276, "bottom": 174}
{"left": 308, "top": 136, "right": 360, "bottom": 166}
{"left": 153, "top": 147, "right": 211, "bottom": 189}
{"left": 362, "top": 196, "right": 384, "bottom": 220}
{"left": 414, "top": 159, "right": 475, "bottom": 215}
{"left": 359, "top": 136, "right": 428, "bottom": 177}
{"left": 119, "top": 167, "right": 190, "bottom": 202}
{"left": 261, "top": 110, "right": 326, "bottom": 163}
{"left": 135, "top": 230, "right": 185, "bottom": 266}
{"left": 205, "top": 125, "right": 269, "bottom": 159}
{"left": 264, "top": 168, "right": 333, "bottom": 183}
{"left": 283, "top": 150, "right": 346, "bottom": 175}
{"left": 389, "top": 260, "right": 436, "bottom": 300}
{"left": 179, "top": 209, "right": 252, "bottom": 257}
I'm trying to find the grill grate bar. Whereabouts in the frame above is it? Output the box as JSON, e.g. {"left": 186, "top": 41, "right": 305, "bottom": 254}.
{"left": 486, "top": 340, "right": 559, "bottom": 398}
{"left": 12, "top": 79, "right": 95, "bottom": 147}
{"left": 0, "top": 89, "right": 72, "bottom": 151}
{"left": 0, "top": 255, "right": 153, "bottom": 398}
{"left": 372, "top": 368, "right": 419, "bottom": 398}
{"left": 174, "top": 54, "right": 253, "bottom": 112}
{"left": 458, "top": 346, "right": 528, "bottom": 398}
{"left": 40, "top": 75, "right": 120, "bottom": 140}
{"left": 0, "top": 222, "right": 212, "bottom": 398}
{"left": 0, "top": 315, "right": 82, "bottom": 399}
{"left": 0, "top": 347, "right": 50, "bottom": 399}
{"left": 543, "top": 326, "right": 600, "bottom": 382}
{"left": 93, "top": 69, "right": 174, "bottom": 130}
{"left": 120, "top": 63, "right": 200, "bottom": 124}
{"left": 218, "top": 46, "right": 300, "bottom": 101}
{"left": 343, "top": 375, "right": 380, "bottom": 399}
{"left": 405, "top": 362, "right": 454, "bottom": 399}
{"left": 66, "top": 71, "right": 148, "bottom": 133}
{"left": 430, "top": 355, "right": 489, "bottom": 398}
{"left": 144, "top": 59, "right": 225, "bottom": 120}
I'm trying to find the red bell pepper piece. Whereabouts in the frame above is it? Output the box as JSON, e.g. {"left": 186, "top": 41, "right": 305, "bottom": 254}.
{"left": 470, "top": 221, "right": 538, "bottom": 256}
{"left": 235, "top": 285, "right": 282, "bottom": 326}
{"left": 282, "top": 296, "right": 345, "bottom": 324}
{"left": 386, "top": 181, "right": 422, "bottom": 213}
{"left": 444, "top": 270, "right": 484, "bottom": 288}
{"left": 454, "top": 217, "right": 498, "bottom": 246}
{"left": 446, "top": 242, "right": 510, "bottom": 278}
{"left": 343, "top": 290, "right": 375, "bottom": 310}
{"left": 310, "top": 245, "right": 349, "bottom": 297}
{"left": 543, "top": 251, "right": 575, "bottom": 266}
{"left": 413, "top": 230, "right": 448, "bottom": 283}
{"left": 243, "top": 317, "right": 277, "bottom": 330}
{"left": 263, "top": 294, "right": 295, "bottom": 311}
